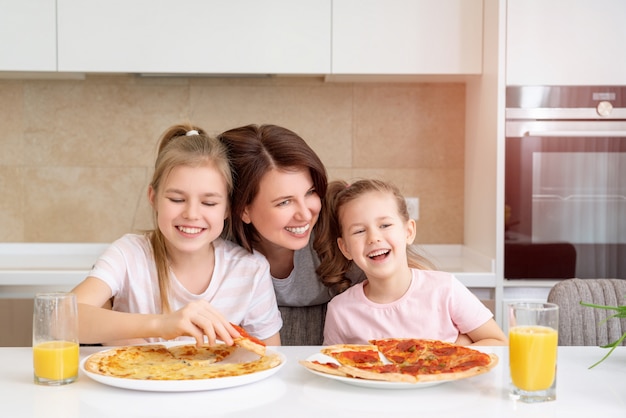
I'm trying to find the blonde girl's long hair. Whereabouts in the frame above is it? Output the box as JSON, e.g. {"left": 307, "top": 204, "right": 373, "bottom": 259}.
{"left": 316, "top": 178, "right": 434, "bottom": 295}
{"left": 149, "top": 123, "right": 233, "bottom": 313}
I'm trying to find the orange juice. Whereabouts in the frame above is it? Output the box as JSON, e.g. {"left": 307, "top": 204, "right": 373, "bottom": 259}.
{"left": 33, "top": 341, "right": 79, "bottom": 381}
{"left": 509, "top": 326, "right": 558, "bottom": 391}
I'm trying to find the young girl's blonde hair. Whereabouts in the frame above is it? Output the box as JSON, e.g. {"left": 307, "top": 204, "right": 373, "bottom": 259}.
{"left": 316, "top": 178, "right": 434, "bottom": 295}
{"left": 148, "top": 123, "right": 233, "bottom": 313}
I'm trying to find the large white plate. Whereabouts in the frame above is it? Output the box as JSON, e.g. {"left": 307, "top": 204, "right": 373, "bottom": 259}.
{"left": 301, "top": 353, "right": 449, "bottom": 390}
{"left": 81, "top": 344, "right": 286, "bottom": 392}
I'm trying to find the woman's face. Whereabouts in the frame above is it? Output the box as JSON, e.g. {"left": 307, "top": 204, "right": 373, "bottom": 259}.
{"left": 242, "top": 168, "right": 321, "bottom": 251}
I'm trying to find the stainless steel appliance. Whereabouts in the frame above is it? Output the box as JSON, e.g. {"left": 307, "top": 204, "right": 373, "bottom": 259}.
{"left": 505, "top": 86, "right": 626, "bottom": 280}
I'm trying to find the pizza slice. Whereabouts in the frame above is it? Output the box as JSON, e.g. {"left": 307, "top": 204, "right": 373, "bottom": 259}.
{"left": 231, "top": 323, "right": 266, "bottom": 356}
{"left": 337, "top": 363, "right": 417, "bottom": 383}
{"left": 371, "top": 338, "right": 498, "bottom": 376}
{"left": 398, "top": 351, "right": 499, "bottom": 382}
{"left": 429, "top": 344, "right": 498, "bottom": 374}
{"left": 320, "top": 344, "right": 384, "bottom": 367}
{"left": 369, "top": 338, "right": 429, "bottom": 365}
{"left": 298, "top": 359, "right": 351, "bottom": 377}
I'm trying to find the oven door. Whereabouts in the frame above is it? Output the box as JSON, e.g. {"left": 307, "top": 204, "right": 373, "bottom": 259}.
{"left": 504, "top": 121, "right": 626, "bottom": 279}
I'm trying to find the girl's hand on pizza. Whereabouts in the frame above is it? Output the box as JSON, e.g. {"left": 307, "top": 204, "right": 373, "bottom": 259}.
{"left": 160, "top": 300, "right": 240, "bottom": 346}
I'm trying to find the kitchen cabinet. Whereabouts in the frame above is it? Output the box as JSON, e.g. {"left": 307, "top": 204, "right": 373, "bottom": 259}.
{"left": 56, "top": 0, "right": 331, "bottom": 74}
{"left": 506, "top": 0, "right": 626, "bottom": 86}
{"left": 0, "top": 0, "right": 56, "bottom": 71}
{"left": 331, "top": 0, "right": 483, "bottom": 75}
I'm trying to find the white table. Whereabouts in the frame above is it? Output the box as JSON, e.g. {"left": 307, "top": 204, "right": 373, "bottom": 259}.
{"left": 0, "top": 345, "right": 624, "bottom": 417}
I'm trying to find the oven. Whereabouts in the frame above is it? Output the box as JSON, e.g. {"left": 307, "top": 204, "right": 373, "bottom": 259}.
{"left": 505, "top": 86, "right": 626, "bottom": 280}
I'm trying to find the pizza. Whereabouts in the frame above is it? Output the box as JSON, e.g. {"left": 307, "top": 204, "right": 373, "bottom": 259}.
{"left": 231, "top": 323, "right": 266, "bottom": 356}
{"left": 168, "top": 343, "right": 237, "bottom": 365}
{"left": 321, "top": 344, "right": 384, "bottom": 367}
{"left": 300, "top": 338, "right": 498, "bottom": 383}
{"left": 84, "top": 343, "right": 281, "bottom": 380}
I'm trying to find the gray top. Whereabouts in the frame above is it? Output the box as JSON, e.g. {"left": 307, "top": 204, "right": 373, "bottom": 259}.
{"left": 271, "top": 237, "right": 365, "bottom": 307}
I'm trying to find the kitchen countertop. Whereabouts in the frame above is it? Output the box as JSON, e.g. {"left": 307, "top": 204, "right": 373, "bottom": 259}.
{"left": 0, "top": 345, "right": 624, "bottom": 417}
{"left": 0, "top": 243, "right": 496, "bottom": 298}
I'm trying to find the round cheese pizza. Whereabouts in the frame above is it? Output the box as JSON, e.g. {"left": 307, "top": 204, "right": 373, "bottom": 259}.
{"left": 84, "top": 343, "right": 280, "bottom": 381}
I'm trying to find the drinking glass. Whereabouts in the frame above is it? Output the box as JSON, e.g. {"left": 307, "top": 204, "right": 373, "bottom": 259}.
{"left": 508, "top": 302, "right": 558, "bottom": 403}
{"left": 32, "top": 292, "right": 79, "bottom": 385}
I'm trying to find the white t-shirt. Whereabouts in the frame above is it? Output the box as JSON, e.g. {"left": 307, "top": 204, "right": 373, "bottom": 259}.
{"left": 323, "top": 268, "right": 493, "bottom": 345}
{"left": 89, "top": 234, "right": 282, "bottom": 342}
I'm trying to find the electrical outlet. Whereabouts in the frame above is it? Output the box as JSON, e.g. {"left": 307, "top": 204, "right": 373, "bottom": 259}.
{"left": 405, "top": 197, "right": 419, "bottom": 220}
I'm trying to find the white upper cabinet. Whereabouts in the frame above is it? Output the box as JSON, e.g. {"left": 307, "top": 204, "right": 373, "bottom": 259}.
{"left": 0, "top": 0, "right": 56, "bottom": 71}
{"left": 57, "top": 0, "right": 331, "bottom": 74}
{"left": 507, "top": 0, "right": 626, "bottom": 86}
{"left": 331, "top": 0, "right": 483, "bottom": 75}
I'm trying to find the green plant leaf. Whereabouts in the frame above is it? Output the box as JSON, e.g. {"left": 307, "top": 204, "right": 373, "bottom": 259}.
{"left": 579, "top": 301, "right": 626, "bottom": 368}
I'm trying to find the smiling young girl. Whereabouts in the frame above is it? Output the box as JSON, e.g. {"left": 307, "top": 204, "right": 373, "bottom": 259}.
{"left": 320, "top": 179, "right": 507, "bottom": 346}
{"left": 72, "top": 124, "right": 282, "bottom": 347}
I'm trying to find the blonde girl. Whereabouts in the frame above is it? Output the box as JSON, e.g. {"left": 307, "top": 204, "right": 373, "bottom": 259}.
{"left": 72, "top": 124, "right": 282, "bottom": 347}
{"left": 320, "top": 179, "right": 507, "bottom": 346}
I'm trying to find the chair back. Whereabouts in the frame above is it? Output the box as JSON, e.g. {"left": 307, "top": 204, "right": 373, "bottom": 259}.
{"left": 278, "top": 304, "right": 327, "bottom": 346}
{"left": 547, "top": 278, "right": 626, "bottom": 346}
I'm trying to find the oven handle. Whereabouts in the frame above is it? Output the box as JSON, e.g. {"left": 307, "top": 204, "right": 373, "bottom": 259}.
{"left": 525, "top": 131, "right": 626, "bottom": 137}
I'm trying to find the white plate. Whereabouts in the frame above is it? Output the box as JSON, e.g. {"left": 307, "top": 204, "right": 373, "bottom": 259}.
{"left": 81, "top": 344, "right": 286, "bottom": 392}
{"left": 301, "top": 353, "right": 448, "bottom": 390}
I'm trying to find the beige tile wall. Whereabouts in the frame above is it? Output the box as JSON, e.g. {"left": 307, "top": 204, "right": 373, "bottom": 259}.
{"left": 0, "top": 75, "right": 464, "bottom": 244}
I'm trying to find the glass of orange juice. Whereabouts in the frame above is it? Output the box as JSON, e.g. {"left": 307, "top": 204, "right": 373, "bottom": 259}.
{"left": 508, "top": 302, "right": 558, "bottom": 403}
{"left": 32, "top": 292, "right": 79, "bottom": 385}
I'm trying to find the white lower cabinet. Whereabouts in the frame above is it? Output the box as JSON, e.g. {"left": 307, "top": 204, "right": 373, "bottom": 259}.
{"left": 57, "top": 0, "right": 331, "bottom": 74}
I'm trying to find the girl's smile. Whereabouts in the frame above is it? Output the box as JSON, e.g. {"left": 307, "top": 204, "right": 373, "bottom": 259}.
{"left": 176, "top": 226, "right": 206, "bottom": 235}
{"left": 367, "top": 248, "right": 391, "bottom": 261}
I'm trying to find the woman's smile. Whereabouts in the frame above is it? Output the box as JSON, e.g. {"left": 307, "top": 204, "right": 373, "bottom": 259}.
{"left": 285, "top": 223, "right": 310, "bottom": 235}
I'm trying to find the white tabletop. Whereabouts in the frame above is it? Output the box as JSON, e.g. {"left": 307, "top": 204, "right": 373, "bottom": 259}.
{"left": 0, "top": 345, "right": 624, "bottom": 417}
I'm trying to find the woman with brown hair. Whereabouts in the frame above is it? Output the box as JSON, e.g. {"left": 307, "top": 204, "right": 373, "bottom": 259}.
{"left": 217, "top": 124, "right": 365, "bottom": 309}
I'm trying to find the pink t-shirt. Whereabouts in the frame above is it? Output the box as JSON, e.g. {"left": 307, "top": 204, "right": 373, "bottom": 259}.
{"left": 323, "top": 269, "right": 493, "bottom": 345}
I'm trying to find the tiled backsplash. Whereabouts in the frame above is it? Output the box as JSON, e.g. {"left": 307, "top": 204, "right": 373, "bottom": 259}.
{"left": 0, "top": 75, "right": 464, "bottom": 244}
